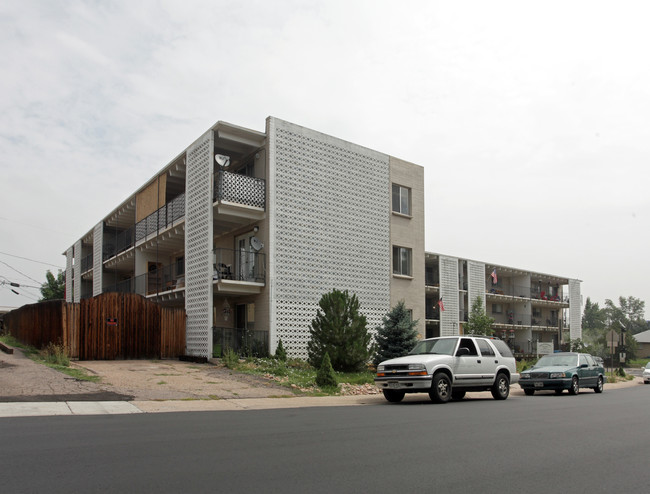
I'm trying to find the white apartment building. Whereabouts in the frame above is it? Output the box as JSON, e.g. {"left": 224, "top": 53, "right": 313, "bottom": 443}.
{"left": 64, "top": 117, "right": 424, "bottom": 359}
{"left": 64, "top": 116, "right": 580, "bottom": 359}
{"left": 424, "top": 253, "right": 581, "bottom": 355}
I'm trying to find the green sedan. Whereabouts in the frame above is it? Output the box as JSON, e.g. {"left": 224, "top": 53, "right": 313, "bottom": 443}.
{"left": 519, "top": 352, "right": 605, "bottom": 396}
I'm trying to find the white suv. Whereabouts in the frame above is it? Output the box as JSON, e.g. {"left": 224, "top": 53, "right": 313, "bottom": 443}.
{"left": 375, "top": 336, "right": 519, "bottom": 403}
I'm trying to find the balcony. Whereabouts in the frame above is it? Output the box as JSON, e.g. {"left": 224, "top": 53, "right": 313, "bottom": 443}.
{"left": 213, "top": 171, "right": 266, "bottom": 224}
{"left": 135, "top": 193, "right": 185, "bottom": 243}
{"left": 212, "top": 248, "right": 265, "bottom": 295}
{"left": 80, "top": 253, "right": 93, "bottom": 274}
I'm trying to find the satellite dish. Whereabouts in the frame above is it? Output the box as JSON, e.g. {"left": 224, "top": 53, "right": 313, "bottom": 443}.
{"left": 215, "top": 154, "right": 231, "bottom": 167}
{"left": 250, "top": 236, "right": 264, "bottom": 251}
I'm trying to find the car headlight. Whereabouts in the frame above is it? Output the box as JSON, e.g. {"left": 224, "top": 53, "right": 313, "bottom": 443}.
{"left": 408, "top": 364, "right": 426, "bottom": 370}
{"left": 377, "top": 365, "right": 385, "bottom": 372}
{"left": 550, "top": 372, "right": 566, "bottom": 378}
{"left": 520, "top": 374, "right": 530, "bottom": 379}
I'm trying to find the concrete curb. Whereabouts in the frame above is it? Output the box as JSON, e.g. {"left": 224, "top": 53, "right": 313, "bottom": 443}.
{"left": 0, "top": 377, "right": 643, "bottom": 418}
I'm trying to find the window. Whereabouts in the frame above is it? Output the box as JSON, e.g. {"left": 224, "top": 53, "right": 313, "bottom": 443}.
{"left": 176, "top": 256, "right": 185, "bottom": 276}
{"left": 476, "top": 339, "right": 495, "bottom": 357}
{"left": 492, "top": 339, "right": 514, "bottom": 358}
{"left": 457, "top": 338, "right": 478, "bottom": 356}
{"left": 491, "top": 304, "right": 503, "bottom": 314}
{"left": 392, "top": 246, "right": 412, "bottom": 276}
{"left": 392, "top": 184, "right": 411, "bottom": 216}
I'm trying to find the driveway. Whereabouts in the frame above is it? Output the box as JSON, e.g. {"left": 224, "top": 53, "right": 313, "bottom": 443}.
{"left": 0, "top": 347, "right": 293, "bottom": 402}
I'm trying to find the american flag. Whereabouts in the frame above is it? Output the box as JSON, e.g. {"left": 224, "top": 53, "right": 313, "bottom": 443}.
{"left": 491, "top": 269, "right": 498, "bottom": 284}
{"left": 437, "top": 297, "right": 445, "bottom": 311}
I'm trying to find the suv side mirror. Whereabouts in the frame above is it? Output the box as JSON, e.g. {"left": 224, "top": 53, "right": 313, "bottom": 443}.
{"left": 456, "top": 347, "right": 470, "bottom": 356}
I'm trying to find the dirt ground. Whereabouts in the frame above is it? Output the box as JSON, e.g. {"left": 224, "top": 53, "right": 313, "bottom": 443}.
{"left": 0, "top": 347, "right": 294, "bottom": 402}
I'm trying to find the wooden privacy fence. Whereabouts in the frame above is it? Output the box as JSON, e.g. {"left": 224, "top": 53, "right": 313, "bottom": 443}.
{"left": 3, "top": 293, "right": 185, "bottom": 360}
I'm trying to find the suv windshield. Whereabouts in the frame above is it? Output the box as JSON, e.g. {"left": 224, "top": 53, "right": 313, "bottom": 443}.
{"left": 535, "top": 354, "right": 579, "bottom": 367}
{"left": 409, "top": 338, "right": 457, "bottom": 356}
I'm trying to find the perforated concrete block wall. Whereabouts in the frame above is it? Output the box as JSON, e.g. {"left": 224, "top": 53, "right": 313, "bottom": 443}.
{"left": 268, "top": 118, "right": 391, "bottom": 358}
{"left": 439, "top": 255, "right": 459, "bottom": 336}
{"left": 184, "top": 132, "right": 214, "bottom": 357}
{"left": 93, "top": 222, "right": 103, "bottom": 296}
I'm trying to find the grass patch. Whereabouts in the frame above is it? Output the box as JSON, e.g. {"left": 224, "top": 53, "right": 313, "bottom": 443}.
{"left": 223, "top": 356, "right": 375, "bottom": 396}
{"left": 0, "top": 333, "right": 100, "bottom": 383}
{"left": 629, "top": 358, "right": 650, "bottom": 367}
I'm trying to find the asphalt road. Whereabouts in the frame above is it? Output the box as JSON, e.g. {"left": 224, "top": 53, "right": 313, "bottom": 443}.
{"left": 1, "top": 387, "right": 649, "bottom": 494}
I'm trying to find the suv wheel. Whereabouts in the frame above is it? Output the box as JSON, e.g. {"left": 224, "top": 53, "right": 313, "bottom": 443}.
{"left": 524, "top": 389, "right": 535, "bottom": 396}
{"left": 382, "top": 389, "right": 405, "bottom": 403}
{"left": 429, "top": 373, "right": 451, "bottom": 403}
{"left": 568, "top": 376, "right": 580, "bottom": 395}
{"left": 491, "top": 372, "right": 510, "bottom": 400}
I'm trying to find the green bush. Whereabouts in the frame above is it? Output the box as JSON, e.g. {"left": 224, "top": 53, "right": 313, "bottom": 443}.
{"left": 222, "top": 347, "right": 240, "bottom": 369}
{"left": 373, "top": 301, "right": 419, "bottom": 366}
{"left": 315, "top": 353, "right": 338, "bottom": 389}
{"left": 275, "top": 339, "right": 287, "bottom": 361}
{"left": 42, "top": 342, "right": 69, "bottom": 367}
{"left": 307, "top": 288, "right": 375, "bottom": 372}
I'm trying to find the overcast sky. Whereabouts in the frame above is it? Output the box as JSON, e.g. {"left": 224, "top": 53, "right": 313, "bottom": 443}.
{"left": 1, "top": 0, "right": 648, "bottom": 314}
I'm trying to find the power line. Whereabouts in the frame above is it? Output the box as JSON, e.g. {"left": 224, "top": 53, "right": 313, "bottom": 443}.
{"left": 0, "top": 261, "right": 43, "bottom": 285}
{"left": 0, "top": 251, "right": 64, "bottom": 269}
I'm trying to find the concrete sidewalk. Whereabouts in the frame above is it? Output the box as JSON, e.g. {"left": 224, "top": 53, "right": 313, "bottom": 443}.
{"left": 1, "top": 377, "right": 643, "bottom": 418}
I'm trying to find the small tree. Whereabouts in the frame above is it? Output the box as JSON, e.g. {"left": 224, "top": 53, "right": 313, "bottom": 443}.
{"left": 274, "top": 339, "right": 287, "bottom": 361}
{"left": 373, "top": 300, "right": 419, "bottom": 365}
{"left": 307, "top": 288, "right": 375, "bottom": 372}
{"left": 464, "top": 296, "right": 494, "bottom": 336}
{"left": 40, "top": 270, "right": 65, "bottom": 301}
{"left": 315, "top": 352, "right": 338, "bottom": 388}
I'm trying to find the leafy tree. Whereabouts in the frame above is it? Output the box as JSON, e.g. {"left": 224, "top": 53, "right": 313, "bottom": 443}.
{"left": 307, "top": 288, "right": 375, "bottom": 372}
{"left": 582, "top": 297, "right": 606, "bottom": 335}
{"left": 40, "top": 270, "right": 65, "bottom": 301}
{"left": 464, "top": 296, "right": 494, "bottom": 336}
{"left": 315, "top": 352, "right": 338, "bottom": 388}
{"left": 604, "top": 296, "right": 647, "bottom": 335}
{"left": 373, "top": 300, "right": 419, "bottom": 366}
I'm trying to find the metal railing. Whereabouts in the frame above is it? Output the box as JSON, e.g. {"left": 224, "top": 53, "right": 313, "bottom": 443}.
{"left": 80, "top": 254, "right": 93, "bottom": 273}
{"left": 212, "top": 327, "right": 269, "bottom": 357}
{"left": 103, "top": 226, "right": 135, "bottom": 261}
{"left": 214, "top": 171, "right": 266, "bottom": 209}
{"left": 213, "top": 248, "right": 265, "bottom": 283}
{"left": 492, "top": 312, "right": 532, "bottom": 326}
{"left": 135, "top": 193, "right": 186, "bottom": 242}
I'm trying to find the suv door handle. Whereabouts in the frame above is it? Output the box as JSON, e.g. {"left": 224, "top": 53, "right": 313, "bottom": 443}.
{"left": 477, "top": 360, "right": 481, "bottom": 363}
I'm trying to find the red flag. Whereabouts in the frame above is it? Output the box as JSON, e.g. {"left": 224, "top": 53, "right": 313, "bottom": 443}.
{"left": 437, "top": 297, "right": 445, "bottom": 311}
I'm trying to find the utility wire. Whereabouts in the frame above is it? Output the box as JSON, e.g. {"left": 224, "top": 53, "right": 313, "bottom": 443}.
{"left": 0, "top": 251, "right": 64, "bottom": 269}
{"left": 0, "top": 260, "right": 43, "bottom": 285}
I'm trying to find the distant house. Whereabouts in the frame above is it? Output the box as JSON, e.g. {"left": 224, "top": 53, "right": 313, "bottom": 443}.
{"left": 634, "top": 329, "right": 650, "bottom": 358}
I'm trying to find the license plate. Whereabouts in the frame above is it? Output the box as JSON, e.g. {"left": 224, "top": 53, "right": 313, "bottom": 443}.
{"left": 388, "top": 382, "right": 400, "bottom": 389}
{"left": 534, "top": 382, "right": 544, "bottom": 388}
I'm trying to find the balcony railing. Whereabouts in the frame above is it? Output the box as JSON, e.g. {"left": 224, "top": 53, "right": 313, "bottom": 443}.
{"left": 488, "top": 284, "right": 566, "bottom": 302}
{"left": 212, "top": 327, "right": 269, "bottom": 358}
{"left": 103, "top": 226, "right": 135, "bottom": 261}
{"left": 135, "top": 193, "right": 186, "bottom": 243}
{"left": 492, "top": 312, "right": 532, "bottom": 326}
{"left": 213, "top": 248, "right": 265, "bottom": 283}
{"left": 214, "top": 171, "right": 265, "bottom": 209}
{"left": 80, "top": 254, "right": 93, "bottom": 273}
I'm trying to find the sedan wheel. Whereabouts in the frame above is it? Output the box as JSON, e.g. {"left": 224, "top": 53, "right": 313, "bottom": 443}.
{"left": 429, "top": 373, "right": 451, "bottom": 403}
{"left": 555, "top": 389, "right": 563, "bottom": 395}
{"left": 594, "top": 376, "right": 604, "bottom": 394}
{"left": 568, "top": 376, "right": 580, "bottom": 395}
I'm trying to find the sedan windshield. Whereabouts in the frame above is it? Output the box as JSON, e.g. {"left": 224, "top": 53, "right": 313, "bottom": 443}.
{"left": 409, "top": 338, "right": 456, "bottom": 356}
{"left": 534, "top": 354, "right": 578, "bottom": 367}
